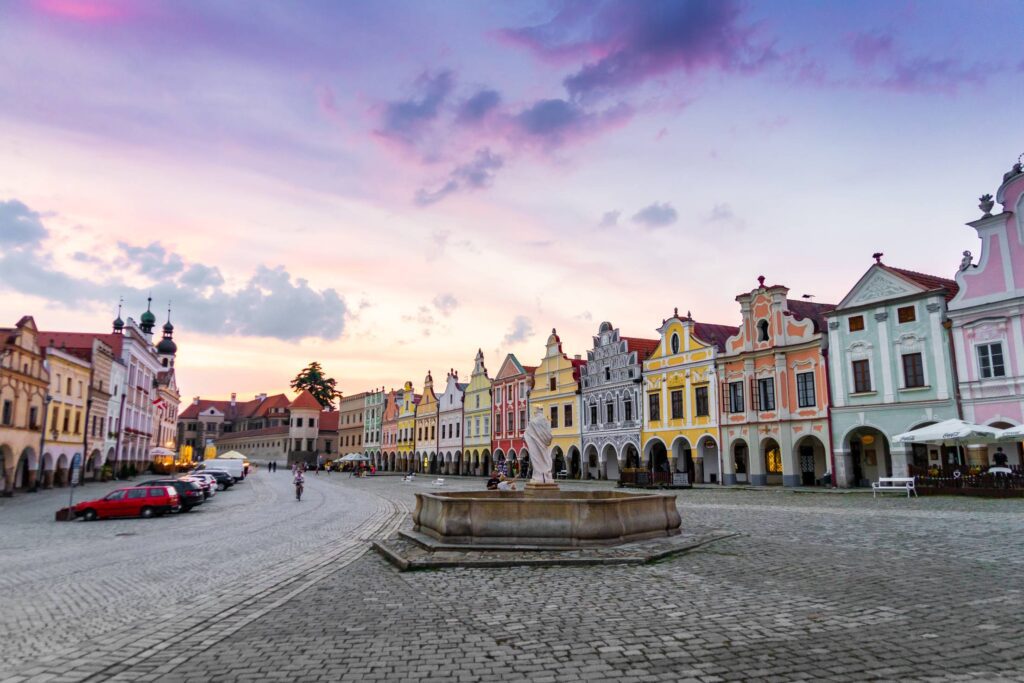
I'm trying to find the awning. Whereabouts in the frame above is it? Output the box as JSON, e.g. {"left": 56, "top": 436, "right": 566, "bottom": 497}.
{"left": 997, "top": 424, "right": 1024, "bottom": 441}
{"left": 893, "top": 419, "right": 1004, "bottom": 446}
{"left": 339, "top": 453, "right": 371, "bottom": 462}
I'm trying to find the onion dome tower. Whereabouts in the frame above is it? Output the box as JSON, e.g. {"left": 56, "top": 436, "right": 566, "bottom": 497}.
{"left": 139, "top": 295, "right": 157, "bottom": 335}
{"left": 157, "top": 303, "right": 177, "bottom": 366}
{"left": 112, "top": 298, "right": 124, "bottom": 334}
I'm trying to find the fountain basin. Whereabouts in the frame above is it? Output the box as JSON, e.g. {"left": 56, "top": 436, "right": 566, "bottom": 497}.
{"left": 413, "top": 490, "right": 681, "bottom": 547}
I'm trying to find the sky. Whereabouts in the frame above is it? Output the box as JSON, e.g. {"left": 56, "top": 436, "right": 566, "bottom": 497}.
{"left": 1, "top": 0, "right": 1023, "bottom": 404}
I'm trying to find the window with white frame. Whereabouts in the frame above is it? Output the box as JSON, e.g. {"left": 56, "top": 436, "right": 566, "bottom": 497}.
{"left": 977, "top": 343, "right": 1006, "bottom": 379}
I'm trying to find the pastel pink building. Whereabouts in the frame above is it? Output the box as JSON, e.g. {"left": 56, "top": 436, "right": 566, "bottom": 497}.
{"left": 948, "top": 162, "right": 1024, "bottom": 465}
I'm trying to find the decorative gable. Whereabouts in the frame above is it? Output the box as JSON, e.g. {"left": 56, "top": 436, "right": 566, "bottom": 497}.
{"left": 840, "top": 267, "right": 924, "bottom": 309}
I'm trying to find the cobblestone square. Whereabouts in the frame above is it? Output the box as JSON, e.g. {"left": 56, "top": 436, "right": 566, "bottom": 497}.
{"left": 2, "top": 473, "right": 1023, "bottom": 682}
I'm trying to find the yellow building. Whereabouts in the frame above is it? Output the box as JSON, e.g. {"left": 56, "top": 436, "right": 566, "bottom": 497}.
{"left": 529, "top": 329, "right": 585, "bottom": 478}
{"left": 42, "top": 346, "right": 92, "bottom": 487}
{"left": 396, "top": 381, "right": 418, "bottom": 472}
{"left": 642, "top": 310, "right": 737, "bottom": 484}
{"left": 414, "top": 371, "right": 439, "bottom": 473}
{"left": 462, "top": 350, "right": 492, "bottom": 476}
{"left": 1, "top": 316, "right": 50, "bottom": 494}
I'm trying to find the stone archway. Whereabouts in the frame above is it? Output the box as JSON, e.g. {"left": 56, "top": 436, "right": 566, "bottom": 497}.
{"left": 54, "top": 453, "right": 70, "bottom": 487}
{"left": 481, "top": 450, "right": 492, "bottom": 476}
{"left": 585, "top": 447, "right": 599, "bottom": 480}
{"left": 519, "top": 449, "right": 531, "bottom": 479}
{"left": 671, "top": 437, "right": 695, "bottom": 485}
{"left": 622, "top": 443, "right": 640, "bottom": 469}
{"left": 568, "top": 446, "right": 582, "bottom": 479}
{"left": 644, "top": 439, "right": 668, "bottom": 473}
{"left": 87, "top": 449, "right": 102, "bottom": 481}
{"left": 551, "top": 446, "right": 565, "bottom": 478}
{"left": 794, "top": 435, "right": 828, "bottom": 486}
{"left": 696, "top": 435, "right": 720, "bottom": 484}
{"left": 732, "top": 439, "right": 749, "bottom": 484}
{"left": 1, "top": 444, "right": 14, "bottom": 495}
{"left": 761, "top": 438, "right": 783, "bottom": 485}
{"left": 602, "top": 444, "right": 620, "bottom": 481}
{"left": 844, "top": 427, "right": 892, "bottom": 487}
{"left": 508, "top": 449, "right": 518, "bottom": 478}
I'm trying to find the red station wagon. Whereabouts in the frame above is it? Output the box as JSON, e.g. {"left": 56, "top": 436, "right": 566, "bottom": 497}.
{"left": 74, "top": 486, "right": 180, "bottom": 521}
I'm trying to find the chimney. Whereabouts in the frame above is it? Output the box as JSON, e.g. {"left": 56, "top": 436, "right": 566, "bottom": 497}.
{"left": 230, "top": 392, "right": 237, "bottom": 407}
{"left": 574, "top": 354, "right": 581, "bottom": 360}
{"left": 256, "top": 393, "right": 267, "bottom": 402}
{"left": 193, "top": 396, "right": 200, "bottom": 405}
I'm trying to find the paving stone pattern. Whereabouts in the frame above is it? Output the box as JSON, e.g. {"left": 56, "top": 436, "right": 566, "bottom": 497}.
{"left": 3, "top": 475, "right": 1024, "bottom": 681}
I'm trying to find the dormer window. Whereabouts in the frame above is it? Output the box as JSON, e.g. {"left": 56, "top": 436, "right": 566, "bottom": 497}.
{"left": 757, "top": 319, "right": 769, "bottom": 342}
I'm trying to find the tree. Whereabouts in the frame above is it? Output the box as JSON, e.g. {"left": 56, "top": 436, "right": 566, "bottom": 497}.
{"left": 290, "top": 362, "right": 341, "bottom": 410}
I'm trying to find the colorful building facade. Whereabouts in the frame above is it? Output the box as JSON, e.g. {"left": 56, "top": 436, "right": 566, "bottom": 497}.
{"left": 364, "top": 388, "right": 384, "bottom": 468}
{"left": 528, "top": 330, "right": 585, "bottom": 478}
{"left": 339, "top": 392, "right": 366, "bottom": 458}
{"left": 719, "top": 279, "right": 835, "bottom": 486}
{"left": 581, "top": 322, "right": 658, "bottom": 480}
{"left": 948, "top": 163, "right": 1024, "bottom": 466}
{"left": 380, "top": 388, "right": 401, "bottom": 471}
{"left": 437, "top": 370, "right": 466, "bottom": 475}
{"left": 397, "top": 382, "right": 418, "bottom": 472}
{"left": 414, "top": 372, "right": 439, "bottom": 473}
{"left": 491, "top": 353, "right": 533, "bottom": 477}
{"left": 462, "top": 350, "right": 492, "bottom": 476}
{"left": 641, "top": 311, "right": 736, "bottom": 484}
{"left": 827, "top": 259, "right": 960, "bottom": 485}
{"left": 0, "top": 317, "right": 50, "bottom": 493}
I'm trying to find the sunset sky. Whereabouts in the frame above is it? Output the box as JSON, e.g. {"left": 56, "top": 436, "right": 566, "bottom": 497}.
{"left": 1, "top": 0, "right": 1022, "bottom": 404}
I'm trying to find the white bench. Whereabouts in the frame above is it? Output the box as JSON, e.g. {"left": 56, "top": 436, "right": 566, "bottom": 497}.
{"left": 872, "top": 476, "right": 917, "bottom": 498}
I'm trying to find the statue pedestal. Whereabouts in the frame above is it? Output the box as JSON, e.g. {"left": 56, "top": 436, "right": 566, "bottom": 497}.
{"left": 524, "top": 481, "right": 560, "bottom": 495}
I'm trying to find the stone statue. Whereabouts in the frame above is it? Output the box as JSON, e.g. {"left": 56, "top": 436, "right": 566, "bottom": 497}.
{"left": 959, "top": 250, "right": 973, "bottom": 271}
{"left": 525, "top": 407, "right": 554, "bottom": 485}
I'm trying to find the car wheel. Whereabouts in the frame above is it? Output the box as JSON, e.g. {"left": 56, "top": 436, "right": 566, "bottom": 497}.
{"left": 217, "top": 482, "right": 225, "bottom": 491}
{"left": 140, "top": 507, "right": 154, "bottom": 519}
{"left": 83, "top": 509, "right": 97, "bottom": 522}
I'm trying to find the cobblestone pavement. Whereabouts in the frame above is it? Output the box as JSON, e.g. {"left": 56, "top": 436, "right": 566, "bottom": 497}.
{"left": 4, "top": 475, "right": 1024, "bottom": 681}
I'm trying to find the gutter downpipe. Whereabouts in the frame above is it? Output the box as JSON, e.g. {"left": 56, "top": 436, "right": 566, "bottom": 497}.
{"left": 822, "top": 340, "right": 839, "bottom": 489}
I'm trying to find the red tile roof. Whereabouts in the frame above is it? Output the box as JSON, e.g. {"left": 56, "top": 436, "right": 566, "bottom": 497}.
{"left": 252, "top": 393, "right": 290, "bottom": 418}
{"left": 319, "top": 410, "right": 340, "bottom": 431}
{"left": 882, "top": 265, "right": 959, "bottom": 302}
{"left": 692, "top": 323, "right": 740, "bottom": 351}
{"left": 785, "top": 300, "right": 837, "bottom": 333}
{"left": 289, "top": 390, "right": 323, "bottom": 411}
{"left": 621, "top": 336, "right": 660, "bottom": 361}
{"left": 37, "top": 331, "right": 123, "bottom": 357}
{"left": 523, "top": 366, "right": 537, "bottom": 375}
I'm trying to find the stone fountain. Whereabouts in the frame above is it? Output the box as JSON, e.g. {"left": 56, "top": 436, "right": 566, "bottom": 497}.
{"left": 411, "top": 408, "right": 681, "bottom": 548}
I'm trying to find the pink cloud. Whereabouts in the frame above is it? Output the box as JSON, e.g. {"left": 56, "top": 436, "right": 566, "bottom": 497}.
{"left": 32, "top": 0, "right": 133, "bottom": 22}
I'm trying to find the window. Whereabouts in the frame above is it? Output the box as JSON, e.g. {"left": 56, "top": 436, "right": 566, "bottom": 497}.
{"left": 483, "top": 416, "right": 489, "bottom": 434}
{"left": 728, "top": 382, "right": 744, "bottom": 413}
{"left": 549, "top": 377, "right": 556, "bottom": 391}
{"left": 127, "top": 488, "right": 147, "bottom": 499}
{"left": 624, "top": 398, "right": 633, "bottom": 422}
{"left": 694, "top": 387, "right": 709, "bottom": 417}
{"left": 796, "top": 372, "right": 816, "bottom": 408}
{"left": 852, "top": 359, "right": 872, "bottom": 393}
{"left": 549, "top": 406, "right": 558, "bottom": 428}
{"left": 67, "top": 378, "right": 72, "bottom": 394}
{"left": 757, "top": 319, "right": 769, "bottom": 342}
{"left": 897, "top": 305, "right": 916, "bottom": 324}
{"left": 648, "top": 393, "right": 660, "bottom": 421}
{"left": 765, "top": 447, "right": 783, "bottom": 474}
{"left": 670, "top": 390, "right": 683, "bottom": 419}
{"left": 606, "top": 402, "right": 614, "bottom": 423}
{"left": 105, "top": 490, "right": 126, "bottom": 501}
{"left": 29, "top": 406, "right": 38, "bottom": 429}
{"left": 62, "top": 409, "right": 70, "bottom": 433}
{"left": 590, "top": 404, "right": 598, "bottom": 425}
{"left": 757, "top": 378, "right": 776, "bottom": 411}
{"left": 848, "top": 315, "right": 865, "bottom": 332}
{"left": 507, "top": 413, "right": 513, "bottom": 432}
{"left": 475, "top": 395, "right": 480, "bottom": 409}
{"left": 902, "top": 353, "right": 925, "bottom": 388}
{"left": 495, "top": 387, "right": 502, "bottom": 404}
{"left": 1, "top": 400, "right": 11, "bottom": 426}
{"left": 977, "top": 343, "right": 1006, "bottom": 379}
{"left": 670, "top": 333, "right": 680, "bottom": 354}
{"left": 494, "top": 415, "right": 501, "bottom": 435}
{"left": 604, "top": 367, "right": 611, "bottom": 381}
{"left": 564, "top": 404, "right": 573, "bottom": 427}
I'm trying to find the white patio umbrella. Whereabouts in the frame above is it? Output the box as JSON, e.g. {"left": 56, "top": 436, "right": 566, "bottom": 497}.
{"left": 997, "top": 424, "right": 1024, "bottom": 441}
{"left": 339, "top": 453, "right": 371, "bottom": 462}
{"left": 893, "top": 419, "right": 1004, "bottom": 467}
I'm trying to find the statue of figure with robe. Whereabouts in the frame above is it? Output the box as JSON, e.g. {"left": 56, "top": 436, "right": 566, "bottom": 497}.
{"left": 525, "top": 407, "right": 554, "bottom": 485}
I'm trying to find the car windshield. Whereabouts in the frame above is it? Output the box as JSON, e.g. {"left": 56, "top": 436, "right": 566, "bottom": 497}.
{"left": 105, "top": 490, "right": 126, "bottom": 500}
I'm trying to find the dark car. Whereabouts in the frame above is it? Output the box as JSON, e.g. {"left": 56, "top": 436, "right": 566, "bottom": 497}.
{"left": 178, "top": 475, "right": 212, "bottom": 499}
{"left": 194, "top": 468, "right": 233, "bottom": 490}
{"left": 138, "top": 479, "right": 204, "bottom": 511}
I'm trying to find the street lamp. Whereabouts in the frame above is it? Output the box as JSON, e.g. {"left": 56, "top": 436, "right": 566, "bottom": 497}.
{"left": 31, "top": 393, "right": 52, "bottom": 493}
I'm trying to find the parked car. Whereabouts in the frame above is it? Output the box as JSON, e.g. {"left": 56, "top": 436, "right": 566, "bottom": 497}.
{"left": 194, "top": 468, "right": 233, "bottom": 490}
{"left": 195, "top": 459, "right": 244, "bottom": 482}
{"left": 183, "top": 473, "right": 218, "bottom": 497}
{"left": 178, "top": 475, "right": 213, "bottom": 499}
{"left": 138, "top": 479, "right": 205, "bottom": 511}
{"left": 74, "top": 486, "right": 179, "bottom": 521}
